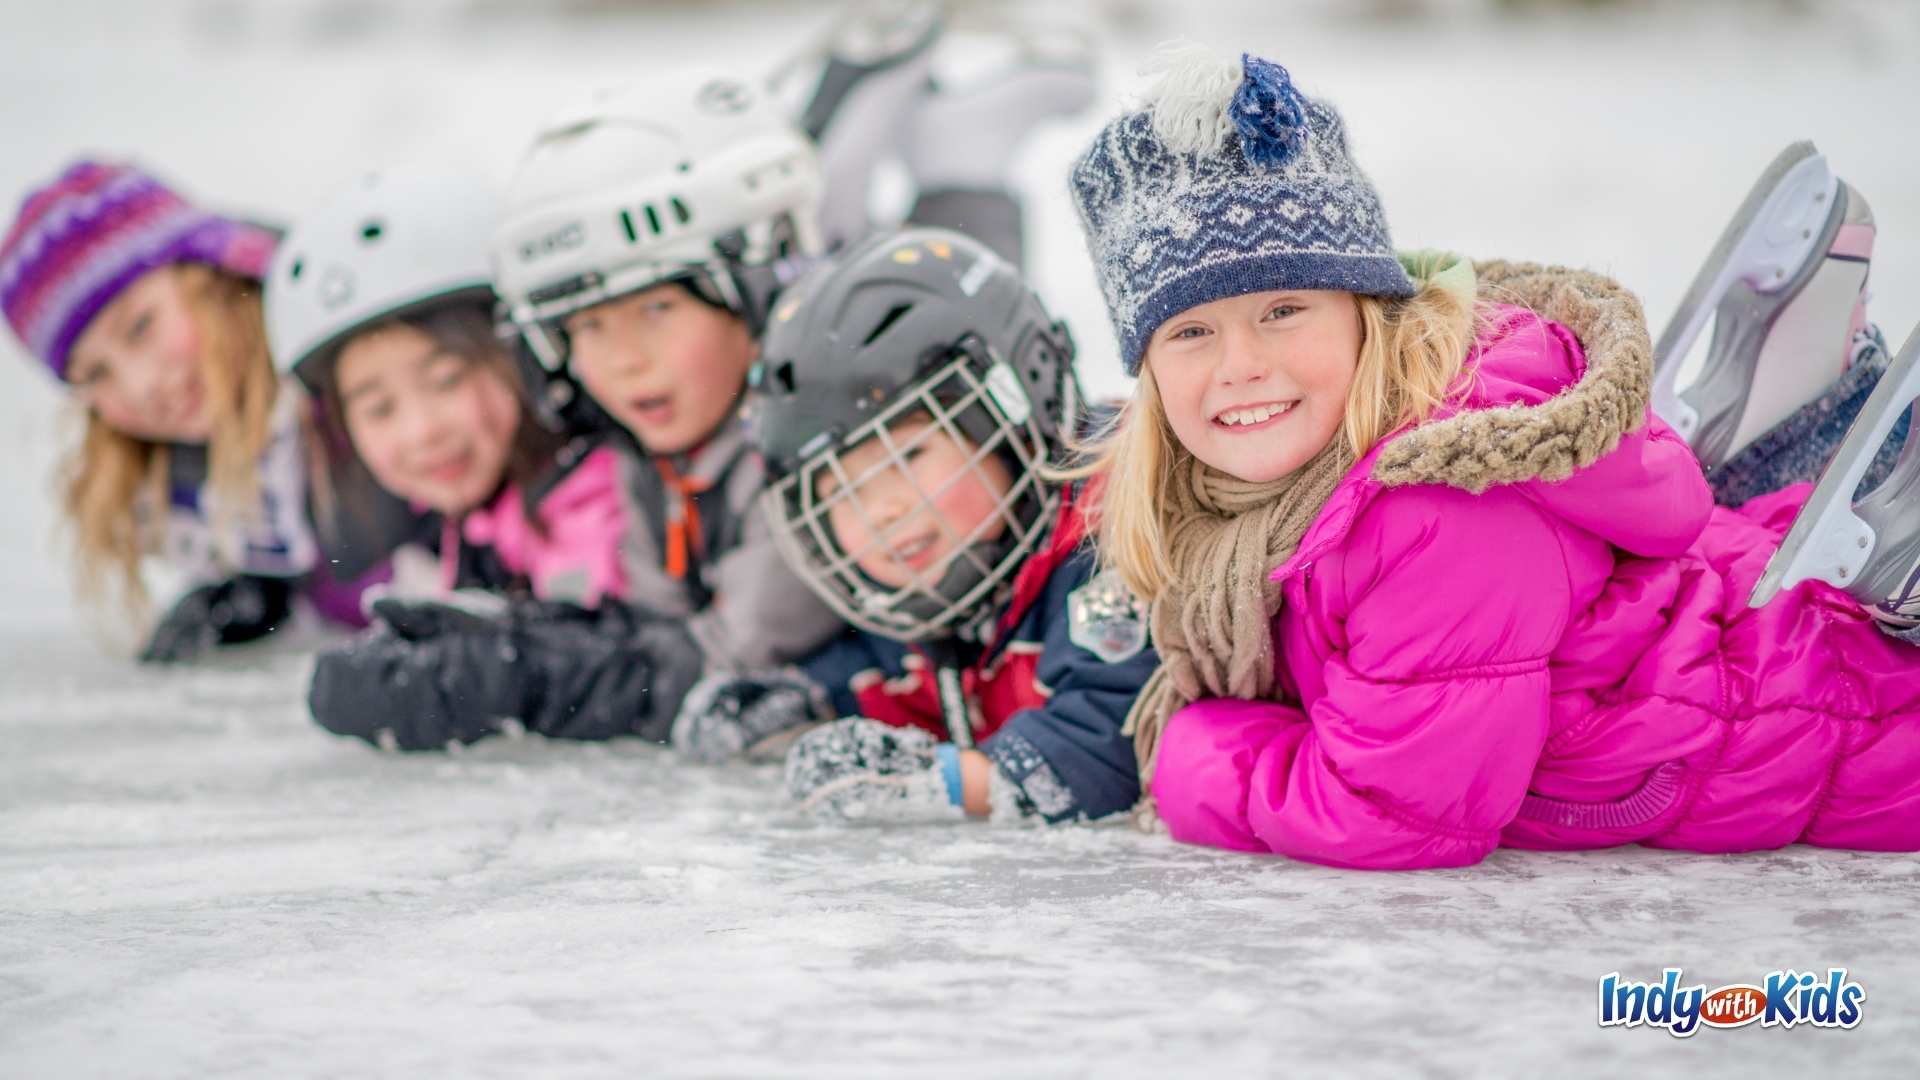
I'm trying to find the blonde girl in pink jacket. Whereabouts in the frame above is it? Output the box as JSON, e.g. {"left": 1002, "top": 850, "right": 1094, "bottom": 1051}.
{"left": 1067, "top": 48, "right": 1920, "bottom": 870}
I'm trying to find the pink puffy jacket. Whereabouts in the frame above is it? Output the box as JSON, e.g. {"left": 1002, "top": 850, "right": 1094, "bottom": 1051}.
{"left": 1150, "top": 262, "right": 1920, "bottom": 869}
{"left": 457, "top": 444, "right": 628, "bottom": 607}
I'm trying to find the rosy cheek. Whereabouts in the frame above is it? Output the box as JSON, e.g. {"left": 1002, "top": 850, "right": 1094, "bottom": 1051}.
{"left": 830, "top": 508, "right": 867, "bottom": 559}
{"left": 965, "top": 483, "right": 1000, "bottom": 536}
{"left": 93, "top": 399, "right": 138, "bottom": 434}
{"left": 163, "top": 313, "right": 203, "bottom": 376}
{"left": 366, "top": 439, "right": 410, "bottom": 494}
{"left": 482, "top": 385, "right": 518, "bottom": 447}
{"left": 99, "top": 386, "right": 160, "bottom": 435}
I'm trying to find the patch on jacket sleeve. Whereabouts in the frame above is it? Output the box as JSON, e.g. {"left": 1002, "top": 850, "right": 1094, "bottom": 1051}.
{"left": 1068, "top": 568, "right": 1150, "bottom": 663}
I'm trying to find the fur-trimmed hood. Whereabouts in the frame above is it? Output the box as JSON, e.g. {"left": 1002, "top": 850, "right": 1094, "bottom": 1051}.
{"left": 1272, "top": 257, "right": 1708, "bottom": 581}
{"left": 1372, "top": 258, "right": 1654, "bottom": 493}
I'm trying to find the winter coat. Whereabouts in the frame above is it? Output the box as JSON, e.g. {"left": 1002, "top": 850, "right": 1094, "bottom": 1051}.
{"left": 802, "top": 484, "right": 1157, "bottom": 822}
{"left": 607, "top": 418, "right": 845, "bottom": 670}
{"left": 453, "top": 440, "right": 629, "bottom": 606}
{"left": 159, "top": 385, "right": 316, "bottom": 587}
{"left": 307, "top": 415, "right": 845, "bottom": 751}
{"left": 1150, "top": 261, "right": 1920, "bottom": 869}
{"left": 442, "top": 419, "right": 845, "bottom": 671}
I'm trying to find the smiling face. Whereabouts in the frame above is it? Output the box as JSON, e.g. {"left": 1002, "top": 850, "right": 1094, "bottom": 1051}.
{"left": 1143, "top": 288, "right": 1363, "bottom": 483}
{"left": 65, "top": 265, "right": 214, "bottom": 443}
{"left": 816, "top": 414, "right": 1014, "bottom": 590}
{"left": 563, "top": 283, "right": 756, "bottom": 456}
{"left": 332, "top": 321, "right": 523, "bottom": 516}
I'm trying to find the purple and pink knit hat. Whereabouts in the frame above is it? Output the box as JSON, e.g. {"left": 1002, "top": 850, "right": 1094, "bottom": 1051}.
{"left": 0, "top": 160, "right": 278, "bottom": 380}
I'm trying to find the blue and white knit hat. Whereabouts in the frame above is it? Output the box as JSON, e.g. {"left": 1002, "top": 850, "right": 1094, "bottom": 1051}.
{"left": 1070, "top": 48, "right": 1415, "bottom": 376}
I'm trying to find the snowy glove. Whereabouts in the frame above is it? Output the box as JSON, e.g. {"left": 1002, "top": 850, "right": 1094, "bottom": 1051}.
{"left": 783, "top": 718, "right": 966, "bottom": 823}
{"left": 670, "top": 669, "right": 834, "bottom": 764}
{"left": 308, "top": 596, "right": 704, "bottom": 750}
{"left": 140, "top": 575, "right": 295, "bottom": 664}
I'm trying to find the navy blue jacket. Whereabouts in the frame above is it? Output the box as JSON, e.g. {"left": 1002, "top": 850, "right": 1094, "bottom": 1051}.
{"left": 800, "top": 487, "right": 1154, "bottom": 821}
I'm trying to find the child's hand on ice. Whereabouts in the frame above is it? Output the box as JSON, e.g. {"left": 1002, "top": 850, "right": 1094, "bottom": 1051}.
{"left": 309, "top": 596, "right": 705, "bottom": 749}
{"left": 783, "top": 718, "right": 971, "bottom": 823}
{"left": 670, "top": 669, "right": 832, "bottom": 764}
{"left": 140, "top": 575, "right": 294, "bottom": 663}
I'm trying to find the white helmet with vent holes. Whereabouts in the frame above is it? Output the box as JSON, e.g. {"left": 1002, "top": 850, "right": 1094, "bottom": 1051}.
{"left": 266, "top": 165, "right": 500, "bottom": 385}
{"left": 492, "top": 69, "right": 826, "bottom": 369}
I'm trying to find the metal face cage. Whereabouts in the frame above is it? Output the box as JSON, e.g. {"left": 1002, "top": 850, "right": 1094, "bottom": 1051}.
{"left": 761, "top": 338, "right": 1060, "bottom": 644}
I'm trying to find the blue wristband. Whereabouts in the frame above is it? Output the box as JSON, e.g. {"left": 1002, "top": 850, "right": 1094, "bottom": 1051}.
{"left": 934, "top": 743, "right": 965, "bottom": 807}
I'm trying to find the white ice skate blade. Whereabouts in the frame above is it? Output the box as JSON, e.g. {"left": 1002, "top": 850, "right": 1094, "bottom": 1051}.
{"left": 1654, "top": 142, "right": 1839, "bottom": 440}
{"left": 770, "top": 0, "right": 944, "bottom": 84}
{"left": 1751, "top": 322, "right": 1920, "bottom": 607}
{"left": 1726, "top": 255, "right": 1870, "bottom": 454}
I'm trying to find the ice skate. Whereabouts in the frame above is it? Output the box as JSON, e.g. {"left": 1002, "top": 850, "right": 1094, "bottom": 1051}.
{"left": 1750, "top": 320, "right": 1920, "bottom": 626}
{"left": 895, "top": 25, "right": 1095, "bottom": 264}
{"left": 903, "top": 26, "right": 1096, "bottom": 194}
{"left": 779, "top": 0, "right": 945, "bottom": 141}
{"left": 1653, "top": 141, "right": 1876, "bottom": 470}
{"left": 773, "top": 1, "right": 946, "bottom": 250}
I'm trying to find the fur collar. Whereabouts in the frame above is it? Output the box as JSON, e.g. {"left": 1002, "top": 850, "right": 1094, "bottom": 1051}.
{"left": 1369, "top": 260, "right": 1654, "bottom": 494}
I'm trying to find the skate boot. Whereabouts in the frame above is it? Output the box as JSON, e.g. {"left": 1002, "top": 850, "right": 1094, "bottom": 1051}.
{"left": 1750, "top": 319, "right": 1920, "bottom": 630}
{"left": 1653, "top": 141, "right": 1876, "bottom": 470}
{"left": 774, "top": 0, "right": 946, "bottom": 251}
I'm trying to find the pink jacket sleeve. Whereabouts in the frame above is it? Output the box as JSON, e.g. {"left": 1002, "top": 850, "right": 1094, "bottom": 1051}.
{"left": 1149, "top": 484, "right": 1570, "bottom": 870}
{"left": 463, "top": 449, "right": 629, "bottom": 607}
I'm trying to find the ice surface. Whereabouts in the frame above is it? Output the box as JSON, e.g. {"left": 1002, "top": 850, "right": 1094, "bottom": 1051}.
{"left": 4, "top": 2, "right": 1920, "bottom": 1075}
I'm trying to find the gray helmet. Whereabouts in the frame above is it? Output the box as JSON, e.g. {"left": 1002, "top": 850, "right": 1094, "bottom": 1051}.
{"left": 749, "top": 227, "right": 1082, "bottom": 644}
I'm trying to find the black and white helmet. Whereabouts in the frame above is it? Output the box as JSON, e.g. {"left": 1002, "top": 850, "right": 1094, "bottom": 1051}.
{"left": 492, "top": 69, "right": 825, "bottom": 370}
{"left": 750, "top": 227, "right": 1082, "bottom": 644}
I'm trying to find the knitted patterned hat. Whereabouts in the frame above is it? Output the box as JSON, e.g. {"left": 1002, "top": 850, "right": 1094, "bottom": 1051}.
{"left": 1070, "top": 48, "right": 1414, "bottom": 376}
{"left": 0, "top": 160, "right": 278, "bottom": 379}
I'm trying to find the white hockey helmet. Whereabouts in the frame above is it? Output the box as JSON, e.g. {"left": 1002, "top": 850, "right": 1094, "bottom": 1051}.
{"left": 266, "top": 165, "right": 502, "bottom": 388}
{"left": 492, "top": 68, "right": 826, "bottom": 370}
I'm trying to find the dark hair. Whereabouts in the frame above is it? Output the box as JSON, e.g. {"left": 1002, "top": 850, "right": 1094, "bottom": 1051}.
{"left": 310, "top": 301, "right": 567, "bottom": 542}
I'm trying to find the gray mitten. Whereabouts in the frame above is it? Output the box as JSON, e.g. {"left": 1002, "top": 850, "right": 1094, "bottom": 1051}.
{"left": 783, "top": 718, "right": 965, "bottom": 823}
{"left": 670, "top": 669, "right": 833, "bottom": 764}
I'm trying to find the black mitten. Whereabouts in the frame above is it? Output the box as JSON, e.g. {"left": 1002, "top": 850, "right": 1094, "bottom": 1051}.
{"left": 309, "top": 597, "right": 704, "bottom": 750}
{"left": 140, "top": 575, "right": 295, "bottom": 664}
{"left": 512, "top": 599, "right": 703, "bottom": 743}
{"left": 308, "top": 611, "right": 529, "bottom": 749}
{"left": 364, "top": 595, "right": 509, "bottom": 641}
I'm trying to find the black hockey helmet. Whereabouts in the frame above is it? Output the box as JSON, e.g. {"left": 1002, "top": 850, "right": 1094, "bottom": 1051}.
{"left": 747, "top": 226, "right": 1082, "bottom": 643}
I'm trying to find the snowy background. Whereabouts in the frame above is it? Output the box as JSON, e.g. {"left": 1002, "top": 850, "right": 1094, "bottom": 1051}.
{"left": 4, "top": 0, "right": 1920, "bottom": 1075}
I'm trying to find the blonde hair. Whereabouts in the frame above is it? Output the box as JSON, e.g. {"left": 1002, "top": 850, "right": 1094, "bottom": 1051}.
{"left": 59, "top": 264, "right": 280, "bottom": 618}
{"left": 1072, "top": 281, "right": 1479, "bottom": 601}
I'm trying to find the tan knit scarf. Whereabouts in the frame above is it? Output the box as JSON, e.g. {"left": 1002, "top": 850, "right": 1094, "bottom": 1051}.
{"left": 1124, "top": 438, "right": 1356, "bottom": 797}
